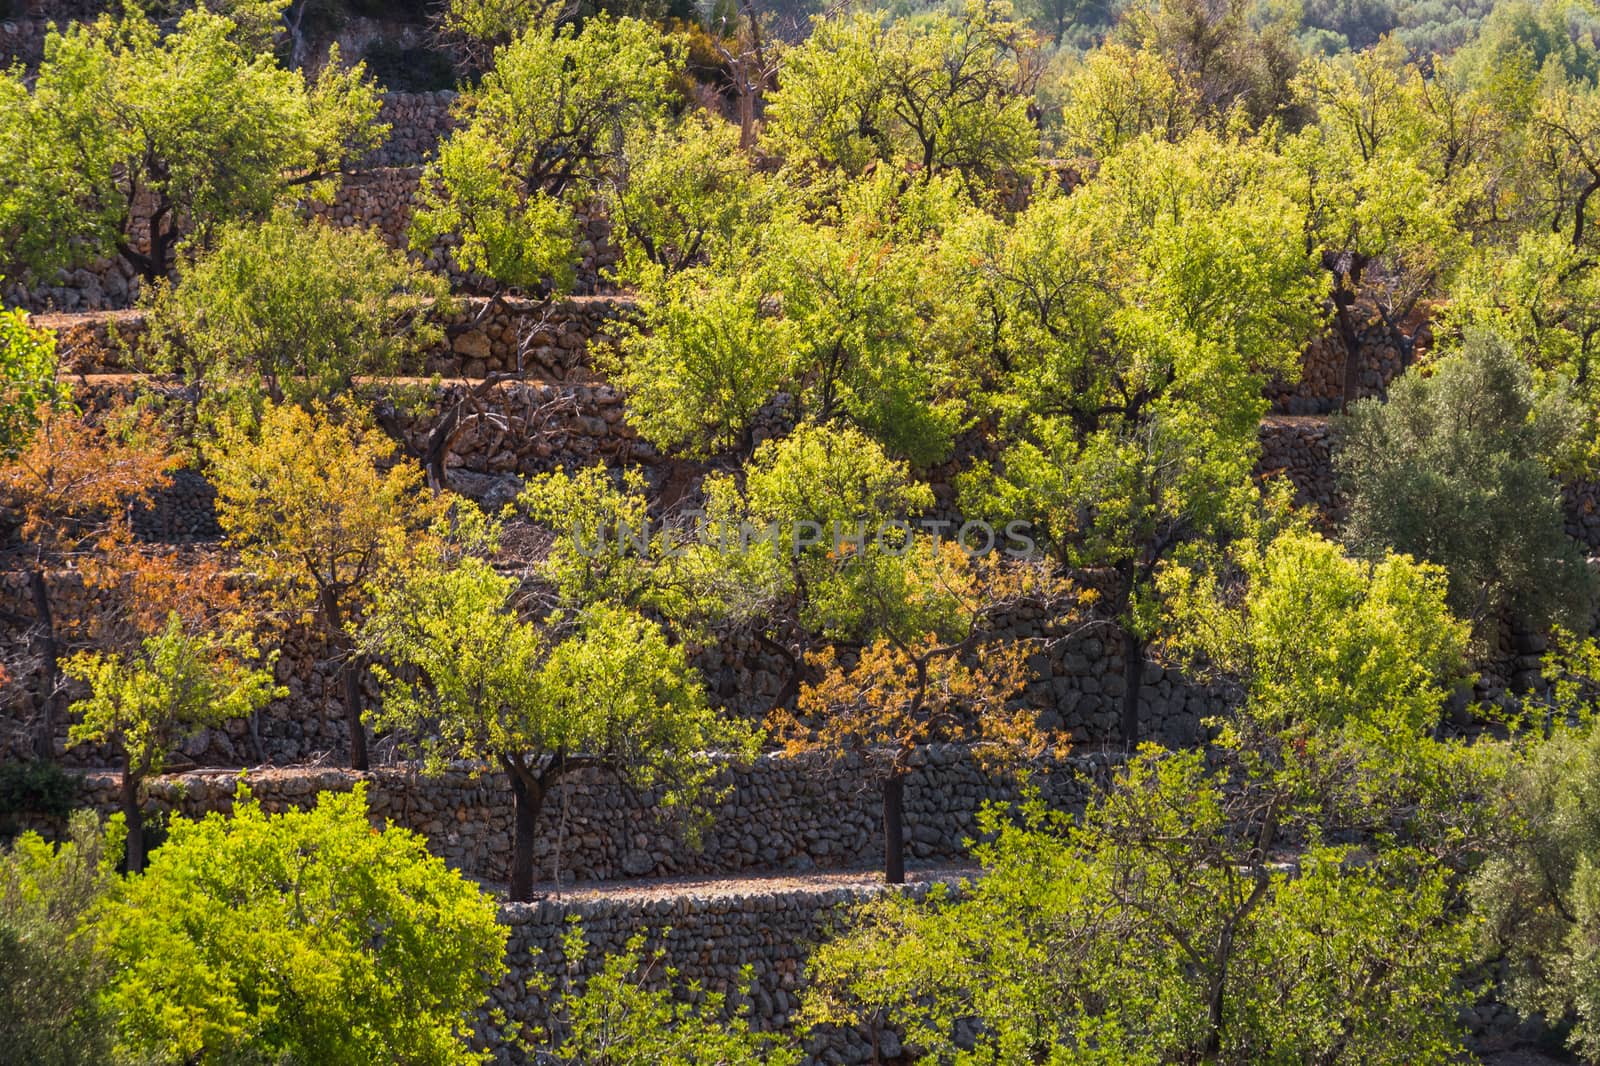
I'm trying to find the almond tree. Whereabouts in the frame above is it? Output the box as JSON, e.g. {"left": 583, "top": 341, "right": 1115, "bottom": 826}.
{"left": 0, "top": 402, "right": 177, "bottom": 758}
{"left": 411, "top": 13, "right": 676, "bottom": 294}
{"left": 206, "top": 401, "right": 439, "bottom": 770}
{"left": 0, "top": 5, "right": 383, "bottom": 284}
{"left": 64, "top": 612, "right": 282, "bottom": 871}
{"left": 957, "top": 129, "right": 1324, "bottom": 748}
{"left": 361, "top": 516, "right": 760, "bottom": 901}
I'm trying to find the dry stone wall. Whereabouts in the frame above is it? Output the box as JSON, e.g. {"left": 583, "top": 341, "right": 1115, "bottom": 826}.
{"left": 302, "top": 166, "right": 621, "bottom": 295}
{"left": 361, "top": 91, "right": 457, "bottom": 167}
{"left": 487, "top": 881, "right": 954, "bottom": 1065}
{"left": 1265, "top": 318, "right": 1412, "bottom": 415}
{"left": 42, "top": 750, "right": 1114, "bottom": 884}
{"left": 34, "top": 295, "right": 632, "bottom": 380}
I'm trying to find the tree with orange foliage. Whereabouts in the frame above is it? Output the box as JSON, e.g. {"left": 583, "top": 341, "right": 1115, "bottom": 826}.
{"left": 772, "top": 541, "right": 1066, "bottom": 883}
{"left": 699, "top": 424, "right": 1074, "bottom": 883}
{"left": 0, "top": 399, "right": 177, "bottom": 758}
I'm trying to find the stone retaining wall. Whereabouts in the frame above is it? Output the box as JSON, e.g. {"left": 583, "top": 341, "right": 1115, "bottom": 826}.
{"left": 35, "top": 295, "right": 633, "bottom": 379}
{"left": 1265, "top": 319, "right": 1411, "bottom": 415}
{"left": 4, "top": 169, "right": 620, "bottom": 312}
{"left": 302, "top": 166, "right": 621, "bottom": 296}
{"left": 1256, "top": 416, "right": 1340, "bottom": 526}
{"left": 38, "top": 750, "right": 1113, "bottom": 884}
{"left": 0, "top": 556, "right": 1212, "bottom": 763}
{"left": 487, "top": 881, "right": 951, "bottom": 1065}
{"left": 362, "top": 91, "right": 456, "bottom": 168}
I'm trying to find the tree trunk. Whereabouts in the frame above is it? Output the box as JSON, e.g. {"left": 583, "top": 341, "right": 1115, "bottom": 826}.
{"left": 27, "top": 569, "right": 58, "bottom": 761}
{"left": 322, "top": 591, "right": 367, "bottom": 771}
{"left": 1332, "top": 288, "right": 1364, "bottom": 415}
{"left": 1120, "top": 624, "right": 1145, "bottom": 751}
{"left": 883, "top": 770, "right": 907, "bottom": 885}
{"left": 342, "top": 652, "right": 367, "bottom": 771}
{"left": 121, "top": 756, "right": 145, "bottom": 874}
{"left": 506, "top": 762, "right": 548, "bottom": 902}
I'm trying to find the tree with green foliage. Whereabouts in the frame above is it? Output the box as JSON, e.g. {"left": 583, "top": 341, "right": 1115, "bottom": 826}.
{"left": 207, "top": 401, "right": 439, "bottom": 771}
{"left": 63, "top": 612, "right": 282, "bottom": 872}
{"left": 1162, "top": 527, "right": 1471, "bottom": 737}
{"left": 1047, "top": 41, "right": 1200, "bottom": 158}
{"left": 1338, "top": 330, "right": 1597, "bottom": 637}
{"left": 1160, "top": 525, "right": 1494, "bottom": 853}
{"left": 0, "top": 404, "right": 178, "bottom": 759}
{"left": 96, "top": 785, "right": 507, "bottom": 1065}
{"left": 0, "top": 811, "right": 122, "bottom": 1066}
{"left": 958, "top": 130, "right": 1324, "bottom": 747}
{"left": 763, "top": 0, "right": 1040, "bottom": 195}
{"left": 361, "top": 516, "right": 760, "bottom": 900}
{"left": 0, "top": 304, "right": 64, "bottom": 457}
{"left": 610, "top": 171, "right": 980, "bottom": 462}
{"left": 1445, "top": 60, "right": 1600, "bottom": 407}
{"left": 141, "top": 213, "right": 449, "bottom": 405}
{"left": 412, "top": 14, "right": 677, "bottom": 293}
{"left": 0, "top": 5, "right": 384, "bottom": 284}
{"left": 529, "top": 926, "right": 801, "bottom": 1064}
{"left": 671, "top": 423, "right": 1067, "bottom": 882}
{"left": 1116, "top": 0, "right": 1302, "bottom": 130}
{"left": 806, "top": 749, "right": 1474, "bottom": 1065}
{"left": 608, "top": 113, "right": 775, "bottom": 287}
{"left": 1287, "top": 40, "right": 1492, "bottom": 406}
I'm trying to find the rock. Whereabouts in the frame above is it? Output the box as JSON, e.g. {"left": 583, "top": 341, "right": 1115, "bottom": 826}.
{"left": 451, "top": 329, "right": 492, "bottom": 360}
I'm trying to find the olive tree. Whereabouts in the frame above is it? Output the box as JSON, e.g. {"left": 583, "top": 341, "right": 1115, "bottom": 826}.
{"left": 0, "top": 812, "right": 122, "bottom": 1066}
{"left": 1337, "top": 330, "right": 1597, "bottom": 636}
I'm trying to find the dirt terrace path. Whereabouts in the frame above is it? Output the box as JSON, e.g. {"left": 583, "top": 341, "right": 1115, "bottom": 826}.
{"left": 499, "top": 864, "right": 980, "bottom": 905}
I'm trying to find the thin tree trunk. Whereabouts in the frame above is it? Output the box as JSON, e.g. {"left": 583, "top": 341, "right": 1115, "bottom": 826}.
{"left": 1333, "top": 290, "right": 1363, "bottom": 415}
{"left": 321, "top": 591, "right": 367, "bottom": 771}
{"left": 506, "top": 761, "right": 548, "bottom": 902}
{"left": 1121, "top": 624, "right": 1144, "bottom": 751}
{"left": 27, "top": 569, "right": 58, "bottom": 761}
{"left": 883, "top": 770, "right": 907, "bottom": 885}
{"left": 121, "top": 755, "right": 145, "bottom": 874}
{"left": 342, "top": 653, "right": 367, "bottom": 771}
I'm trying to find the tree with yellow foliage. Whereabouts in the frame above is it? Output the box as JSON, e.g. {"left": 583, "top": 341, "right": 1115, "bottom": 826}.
{"left": 206, "top": 402, "right": 439, "bottom": 770}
